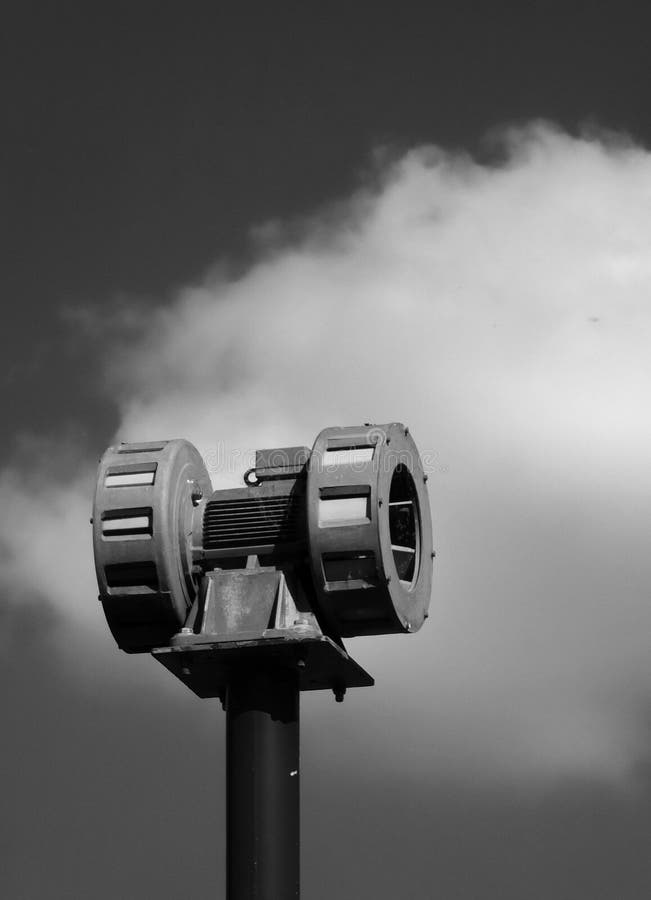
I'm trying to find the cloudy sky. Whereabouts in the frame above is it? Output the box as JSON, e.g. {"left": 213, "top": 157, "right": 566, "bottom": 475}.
{"left": 2, "top": 4, "right": 650, "bottom": 898}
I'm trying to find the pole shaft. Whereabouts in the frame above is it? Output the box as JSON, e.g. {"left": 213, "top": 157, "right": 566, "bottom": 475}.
{"left": 226, "top": 671, "right": 300, "bottom": 900}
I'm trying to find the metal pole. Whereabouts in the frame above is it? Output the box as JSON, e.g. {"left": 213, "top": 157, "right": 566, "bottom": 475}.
{"left": 226, "top": 669, "right": 300, "bottom": 900}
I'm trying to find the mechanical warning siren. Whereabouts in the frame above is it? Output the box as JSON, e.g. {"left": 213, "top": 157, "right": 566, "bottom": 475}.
{"left": 92, "top": 423, "right": 433, "bottom": 653}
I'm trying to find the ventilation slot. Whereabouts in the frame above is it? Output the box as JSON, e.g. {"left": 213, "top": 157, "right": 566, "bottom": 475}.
{"left": 324, "top": 446, "right": 374, "bottom": 466}
{"left": 322, "top": 551, "right": 377, "bottom": 588}
{"left": 105, "top": 462, "right": 157, "bottom": 487}
{"left": 102, "top": 508, "right": 152, "bottom": 539}
{"left": 117, "top": 442, "right": 167, "bottom": 454}
{"left": 203, "top": 494, "right": 304, "bottom": 550}
{"left": 104, "top": 562, "right": 159, "bottom": 593}
{"left": 319, "top": 485, "right": 370, "bottom": 526}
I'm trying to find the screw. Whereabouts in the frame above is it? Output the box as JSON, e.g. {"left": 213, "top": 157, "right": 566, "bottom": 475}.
{"left": 191, "top": 564, "right": 202, "bottom": 576}
{"left": 404, "top": 427, "right": 409, "bottom": 436}
{"left": 89, "top": 517, "right": 93, "bottom": 525}
{"left": 423, "top": 474, "right": 429, "bottom": 483}
{"left": 378, "top": 497, "right": 383, "bottom": 506}
{"left": 386, "top": 575, "right": 392, "bottom": 584}
{"left": 297, "top": 659, "right": 306, "bottom": 669}
{"left": 333, "top": 686, "right": 346, "bottom": 703}
{"left": 181, "top": 627, "right": 193, "bottom": 635}
{"left": 181, "top": 666, "right": 191, "bottom": 676}
{"left": 190, "top": 483, "right": 203, "bottom": 506}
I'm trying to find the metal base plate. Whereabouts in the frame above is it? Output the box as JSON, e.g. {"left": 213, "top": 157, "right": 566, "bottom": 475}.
{"left": 152, "top": 634, "right": 374, "bottom": 699}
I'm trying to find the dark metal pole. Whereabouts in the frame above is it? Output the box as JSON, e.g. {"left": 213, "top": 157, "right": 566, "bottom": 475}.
{"left": 226, "top": 670, "right": 300, "bottom": 900}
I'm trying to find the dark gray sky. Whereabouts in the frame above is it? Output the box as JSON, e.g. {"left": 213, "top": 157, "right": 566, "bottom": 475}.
{"left": 1, "top": 4, "right": 651, "bottom": 899}
{"left": 2, "top": 0, "right": 651, "bottom": 450}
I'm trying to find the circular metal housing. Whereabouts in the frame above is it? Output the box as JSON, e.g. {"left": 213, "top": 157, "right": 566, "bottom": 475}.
{"left": 306, "top": 423, "right": 433, "bottom": 637}
{"left": 92, "top": 439, "right": 212, "bottom": 652}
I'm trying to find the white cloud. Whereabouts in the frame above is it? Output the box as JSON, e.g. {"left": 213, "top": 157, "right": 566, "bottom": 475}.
{"left": 3, "top": 121, "right": 650, "bottom": 781}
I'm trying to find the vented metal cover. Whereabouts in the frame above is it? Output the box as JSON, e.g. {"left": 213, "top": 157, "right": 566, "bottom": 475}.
{"left": 306, "top": 423, "right": 433, "bottom": 637}
{"left": 92, "top": 439, "right": 212, "bottom": 653}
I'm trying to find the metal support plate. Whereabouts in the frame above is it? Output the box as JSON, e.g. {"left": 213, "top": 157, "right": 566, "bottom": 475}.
{"left": 152, "top": 635, "right": 374, "bottom": 699}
